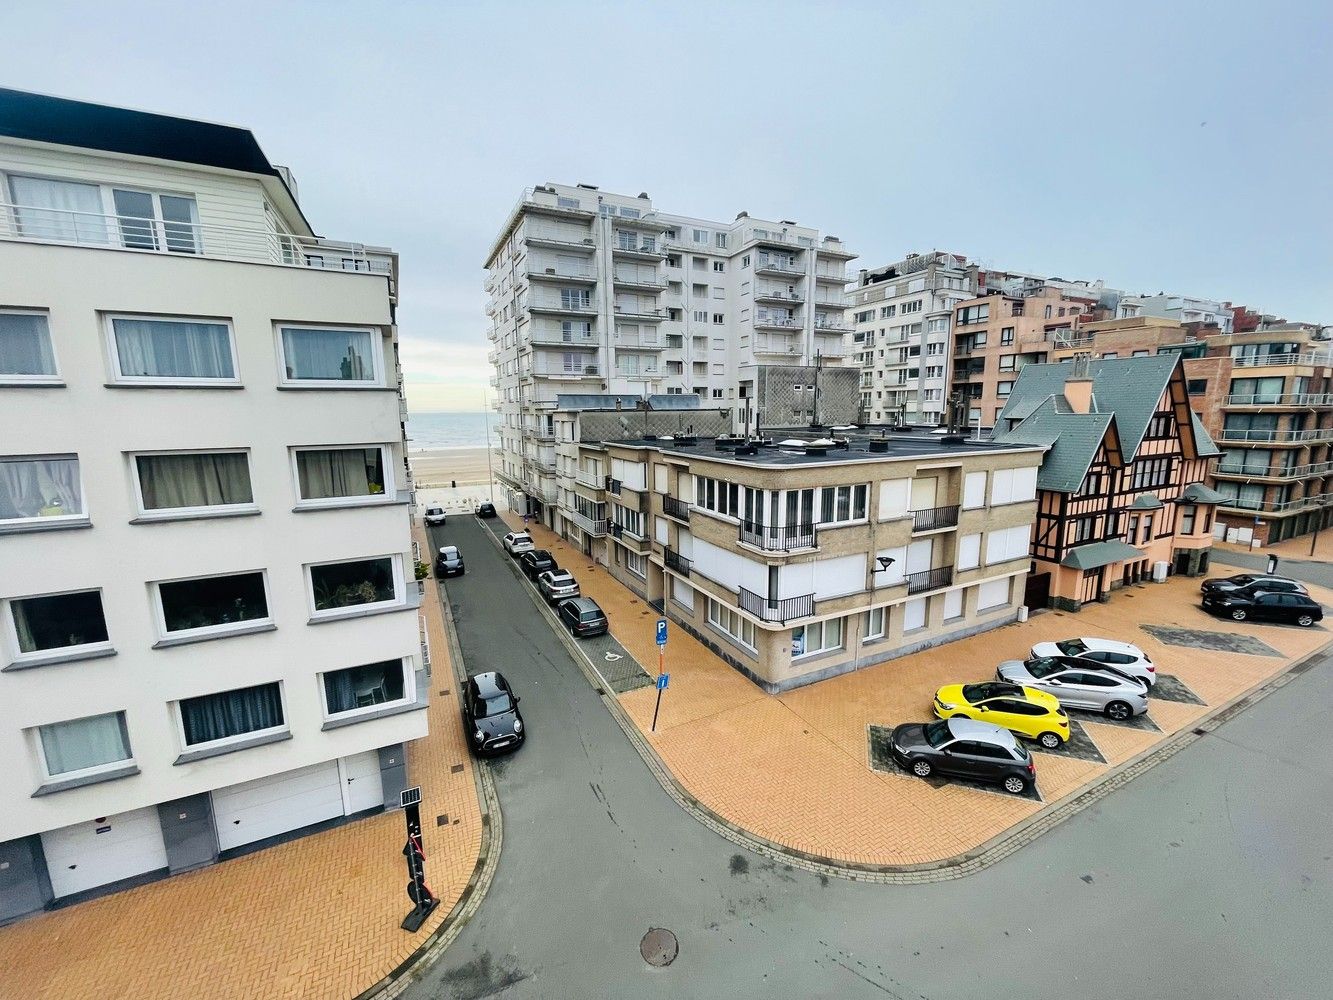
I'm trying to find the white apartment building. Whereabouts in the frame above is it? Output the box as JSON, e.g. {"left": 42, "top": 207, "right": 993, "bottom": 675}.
{"left": 0, "top": 89, "right": 424, "bottom": 921}
{"left": 483, "top": 182, "right": 856, "bottom": 526}
{"left": 1125, "top": 293, "right": 1235, "bottom": 332}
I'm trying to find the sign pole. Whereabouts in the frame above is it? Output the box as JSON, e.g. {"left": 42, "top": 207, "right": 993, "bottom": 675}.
{"left": 652, "top": 617, "right": 668, "bottom": 733}
{"left": 399, "top": 786, "right": 439, "bottom": 932}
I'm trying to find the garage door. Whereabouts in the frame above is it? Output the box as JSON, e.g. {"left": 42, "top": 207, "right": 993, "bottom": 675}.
{"left": 42, "top": 807, "right": 168, "bottom": 898}
{"left": 212, "top": 760, "right": 342, "bottom": 852}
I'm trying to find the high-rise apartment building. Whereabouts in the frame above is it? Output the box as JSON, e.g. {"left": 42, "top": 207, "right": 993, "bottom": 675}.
{"left": 483, "top": 182, "right": 856, "bottom": 528}
{"left": 0, "top": 90, "right": 423, "bottom": 920}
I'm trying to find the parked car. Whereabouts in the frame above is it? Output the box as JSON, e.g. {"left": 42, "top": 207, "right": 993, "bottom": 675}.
{"left": 537, "top": 569, "right": 580, "bottom": 604}
{"left": 476, "top": 502, "right": 497, "bottom": 518}
{"left": 1030, "top": 636, "right": 1156, "bottom": 687}
{"left": 888, "top": 717, "right": 1035, "bottom": 795}
{"left": 1202, "top": 590, "right": 1323, "bottom": 627}
{"left": 503, "top": 531, "right": 534, "bottom": 556}
{"left": 423, "top": 506, "right": 446, "bottom": 527}
{"left": 434, "top": 544, "right": 465, "bottom": 577}
{"left": 558, "top": 596, "right": 608, "bottom": 637}
{"left": 932, "top": 682, "right": 1069, "bottom": 749}
{"left": 462, "top": 671, "right": 524, "bottom": 756}
{"left": 996, "top": 657, "right": 1149, "bottom": 721}
{"left": 520, "top": 549, "right": 559, "bottom": 580}
{"left": 1201, "top": 573, "right": 1307, "bottom": 597}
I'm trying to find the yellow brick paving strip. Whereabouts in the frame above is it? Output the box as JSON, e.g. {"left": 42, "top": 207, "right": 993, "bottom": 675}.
{"left": 501, "top": 509, "right": 1331, "bottom": 868}
{"left": 0, "top": 524, "right": 483, "bottom": 1000}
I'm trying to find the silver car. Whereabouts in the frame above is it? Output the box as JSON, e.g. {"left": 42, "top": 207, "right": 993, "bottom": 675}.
{"left": 996, "top": 656, "right": 1149, "bottom": 722}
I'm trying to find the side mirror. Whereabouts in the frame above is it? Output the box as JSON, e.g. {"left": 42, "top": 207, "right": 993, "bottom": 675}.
{"left": 514, "top": 696, "right": 521, "bottom": 704}
{"left": 978, "top": 706, "right": 989, "bottom": 712}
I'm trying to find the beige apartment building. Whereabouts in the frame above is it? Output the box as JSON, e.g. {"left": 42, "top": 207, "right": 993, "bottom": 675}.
{"left": 565, "top": 429, "right": 1043, "bottom": 691}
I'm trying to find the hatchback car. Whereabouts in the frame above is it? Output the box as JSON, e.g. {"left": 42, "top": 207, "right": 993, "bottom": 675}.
{"left": 1202, "top": 590, "right": 1323, "bottom": 627}
{"left": 889, "top": 717, "right": 1035, "bottom": 795}
{"left": 537, "top": 568, "right": 580, "bottom": 604}
{"left": 932, "top": 682, "right": 1069, "bottom": 749}
{"left": 476, "top": 502, "right": 497, "bottom": 518}
{"left": 463, "top": 671, "right": 524, "bottom": 756}
{"left": 1201, "top": 573, "right": 1307, "bottom": 597}
{"left": 423, "top": 506, "right": 446, "bottom": 527}
{"left": 434, "top": 544, "right": 465, "bottom": 577}
{"left": 558, "top": 596, "right": 608, "bottom": 637}
{"left": 1030, "top": 636, "right": 1156, "bottom": 687}
{"left": 997, "top": 656, "right": 1149, "bottom": 721}
{"left": 520, "top": 549, "right": 559, "bottom": 580}
{"left": 503, "top": 531, "right": 534, "bottom": 556}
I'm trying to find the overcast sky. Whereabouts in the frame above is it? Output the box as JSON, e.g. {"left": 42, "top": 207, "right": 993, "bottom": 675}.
{"left": 6, "top": 0, "right": 1330, "bottom": 411}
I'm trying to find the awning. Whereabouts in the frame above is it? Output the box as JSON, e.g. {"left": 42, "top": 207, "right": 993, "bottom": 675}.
{"left": 1061, "top": 540, "right": 1146, "bottom": 570}
{"left": 1179, "top": 482, "right": 1228, "bottom": 504}
{"left": 1129, "top": 493, "right": 1164, "bottom": 510}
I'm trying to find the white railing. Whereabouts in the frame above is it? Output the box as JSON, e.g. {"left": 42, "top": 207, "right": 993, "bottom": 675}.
{"left": 569, "top": 510, "right": 608, "bottom": 536}
{"left": 1225, "top": 392, "right": 1333, "bottom": 406}
{"left": 814, "top": 320, "right": 850, "bottom": 334}
{"left": 1217, "top": 493, "right": 1331, "bottom": 514}
{"left": 613, "top": 239, "right": 661, "bottom": 255}
{"left": 755, "top": 338, "right": 802, "bottom": 355}
{"left": 613, "top": 305, "right": 665, "bottom": 318}
{"left": 1217, "top": 427, "right": 1333, "bottom": 443}
{"left": 813, "top": 342, "right": 851, "bottom": 357}
{"left": 814, "top": 269, "right": 850, "bottom": 283}
{"left": 754, "top": 287, "right": 805, "bottom": 302}
{"left": 754, "top": 315, "right": 802, "bottom": 329}
{"left": 523, "top": 223, "right": 596, "bottom": 247}
{"left": 529, "top": 328, "right": 599, "bottom": 347}
{"left": 754, "top": 258, "right": 803, "bottom": 274}
{"left": 576, "top": 470, "right": 606, "bottom": 489}
{"left": 419, "top": 614, "right": 431, "bottom": 670}
{"left": 1232, "top": 353, "right": 1333, "bottom": 368}
{"left": 528, "top": 263, "right": 594, "bottom": 280}
{"left": 1216, "top": 460, "right": 1333, "bottom": 479}
{"left": 524, "top": 363, "right": 601, "bottom": 377}
{"left": 612, "top": 271, "right": 666, "bottom": 288}
{"left": 530, "top": 296, "right": 597, "bottom": 313}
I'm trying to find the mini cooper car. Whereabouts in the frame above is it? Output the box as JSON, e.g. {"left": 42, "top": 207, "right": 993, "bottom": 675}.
{"left": 434, "top": 544, "right": 465, "bottom": 577}
{"left": 932, "top": 682, "right": 1069, "bottom": 749}
{"left": 889, "top": 717, "right": 1035, "bottom": 795}
{"left": 463, "top": 671, "right": 524, "bottom": 756}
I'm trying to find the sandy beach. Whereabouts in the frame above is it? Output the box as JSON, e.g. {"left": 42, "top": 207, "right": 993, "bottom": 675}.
{"left": 409, "top": 447, "right": 495, "bottom": 487}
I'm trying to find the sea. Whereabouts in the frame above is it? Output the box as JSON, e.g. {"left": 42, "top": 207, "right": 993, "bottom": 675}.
{"left": 405, "top": 411, "right": 501, "bottom": 451}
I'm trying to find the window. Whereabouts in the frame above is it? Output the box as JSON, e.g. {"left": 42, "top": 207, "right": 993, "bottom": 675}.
{"left": 1180, "top": 505, "right": 1197, "bottom": 534}
{"left": 309, "top": 556, "right": 399, "bottom": 615}
{"left": 742, "top": 254, "right": 750, "bottom": 267}
{"left": 108, "top": 315, "right": 237, "bottom": 383}
{"left": 715, "top": 233, "right": 728, "bottom": 249}
{"left": 713, "top": 261, "right": 725, "bottom": 272}
{"left": 901, "top": 300, "right": 922, "bottom": 314}
{"left": 711, "top": 387, "right": 724, "bottom": 399}
{"left": 902, "top": 598, "right": 926, "bottom": 631}
{"left": 278, "top": 325, "right": 378, "bottom": 384}
{"left": 1140, "top": 514, "right": 1154, "bottom": 544}
{"left": 999, "top": 354, "right": 1016, "bottom": 372}
{"left": 111, "top": 188, "right": 200, "bottom": 253}
{"left": 864, "top": 606, "right": 886, "bottom": 641}
{"left": 0, "top": 455, "right": 84, "bottom": 525}
{"left": 133, "top": 451, "right": 253, "bottom": 515}
{"left": 8, "top": 590, "right": 109, "bottom": 660}
{"left": 0, "top": 310, "right": 58, "bottom": 382}
{"left": 1000, "top": 327, "right": 1014, "bottom": 346}
{"left": 976, "top": 577, "right": 1010, "bottom": 610}
{"left": 925, "top": 365, "right": 943, "bottom": 378}
{"left": 625, "top": 551, "right": 647, "bottom": 578}
{"left": 817, "top": 484, "right": 868, "bottom": 524}
{"left": 707, "top": 598, "right": 755, "bottom": 650}
{"left": 323, "top": 658, "right": 410, "bottom": 715}
{"left": 294, "top": 447, "right": 389, "bottom": 503}
{"left": 956, "top": 304, "right": 989, "bottom": 325}
{"left": 986, "top": 525, "right": 1030, "bottom": 563}
{"left": 557, "top": 196, "right": 580, "bottom": 210}
{"left": 692, "top": 228, "right": 708, "bottom": 244}
{"left": 37, "top": 712, "right": 132, "bottom": 778}
{"left": 1072, "top": 515, "right": 1098, "bottom": 543}
{"left": 1130, "top": 456, "right": 1173, "bottom": 489}
{"left": 156, "top": 571, "right": 270, "bottom": 638}
{"left": 792, "top": 617, "right": 843, "bottom": 658}
{"left": 997, "top": 381, "right": 1014, "bottom": 397}
{"left": 1146, "top": 414, "right": 1174, "bottom": 439}
{"left": 179, "top": 682, "right": 285, "bottom": 747}
{"left": 1187, "top": 378, "right": 1207, "bottom": 395}
{"left": 712, "top": 313, "right": 724, "bottom": 324}
{"left": 1044, "top": 305, "right": 1053, "bottom": 319}
{"left": 8, "top": 175, "right": 108, "bottom": 243}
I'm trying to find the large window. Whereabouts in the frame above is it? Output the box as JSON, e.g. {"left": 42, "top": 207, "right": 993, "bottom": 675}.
{"left": 179, "top": 682, "right": 285, "bottom": 747}
{"left": 279, "top": 326, "right": 378, "bottom": 384}
{"left": 0, "top": 311, "right": 59, "bottom": 382}
{"left": 111, "top": 188, "right": 200, "bottom": 253}
{"left": 109, "top": 315, "right": 236, "bottom": 382}
{"left": 156, "top": 571, "right": 270, "bottom": 637}
{"left": 818, "top": 484, "right": 869, "bottom": 525}
{"left": 294, "top": 447, "right": 389, "bottom": 503}
{"left": 792, "top": 617, "right": 844, "bottom": 659}
{"left": 323, "top": 659, "right": 410, "bottom": 716}
{"left": 9, "top": 175, "right": 109, "bottom": 242}
{"left": 707, "top": 598, "right": 756, "bottom": 650}
{"left": 1130, "top": 457, "right": 1174, "bottom": 490}
{"left": 37, "top": 712, "right": 132, "bottom": 778}
{"left": 864, "top": 606, "right": 886, "bottom": 641}
{"left": 9, "top": 590, "right": 109, "bottom": 658}
{"left": 0, "top": 455, "right": 84, "bottom": 525}
{"left": 134, "top": 452, "right": 253, "bottom": 514}
{"left": 308, "top": 556, "right": 399, "bottom": 614}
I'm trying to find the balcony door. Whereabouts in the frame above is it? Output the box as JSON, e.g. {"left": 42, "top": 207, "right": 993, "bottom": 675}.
{"left": 111, "top": 189, "right": 200, "bottom": 254}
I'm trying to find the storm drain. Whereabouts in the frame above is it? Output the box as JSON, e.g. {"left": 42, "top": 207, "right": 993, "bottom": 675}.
{"left": 640, "top": 928, "right": 678, "bottom": 967}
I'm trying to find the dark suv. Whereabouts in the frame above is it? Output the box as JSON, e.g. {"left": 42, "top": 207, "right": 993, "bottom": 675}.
{"left": 888, "top": 717, "right": 1035, "bottom": 794}
{"left": 520, "top": 549, "right": 559, "bottom": 580}
{"left": 1202, "top": 589, "right": 1323, "bottom": 627}
{"left": 558, "top": 597, "right": 608, "bottom": 637}
{"left": 463, "top": 671, "right": 525, "bottom": 755}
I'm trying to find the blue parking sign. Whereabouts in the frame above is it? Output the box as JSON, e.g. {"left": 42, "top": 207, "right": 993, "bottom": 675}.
{"left": 656, "top": 618, "right": 667, "bottom": 646}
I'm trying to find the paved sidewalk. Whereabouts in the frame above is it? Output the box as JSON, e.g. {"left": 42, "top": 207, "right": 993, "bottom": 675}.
{"left": 1214, "top": 530, "right": 1333, "bottom": 565}
{"left": 502, "top": 513, "right": 1331, "bottom": 867}
{"left": 0, "top": 524, "right": 482, "bottom": 1000}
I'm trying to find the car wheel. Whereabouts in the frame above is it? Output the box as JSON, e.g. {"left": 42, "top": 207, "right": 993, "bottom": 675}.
{"left": 1230, "top": 609, "right": 1248, "bottom": 621}
{"left": 1296, "top": 614, "right": 1315, "bottom": 627}
{"left": 1038, "top": 732, "right": 1062, "bottom": 750}
{"left": 1003, "top": 774, "right": 1027, "bottom": 795}
{"left": 1105, "top": 701, "right": 1132, "bottom": 722}
{"left": 911, "top": 759, "right": 932, "bottom": 778}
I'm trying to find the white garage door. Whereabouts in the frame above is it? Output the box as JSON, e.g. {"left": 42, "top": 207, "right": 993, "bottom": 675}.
{"left": 340, "top": 750, "right": 384, "bottom": 815}
{"left": 212, "top": 760, "right": 342, "bottom": 852}
{"left": 42, "top": 807, "right": 168, "bottom": 898}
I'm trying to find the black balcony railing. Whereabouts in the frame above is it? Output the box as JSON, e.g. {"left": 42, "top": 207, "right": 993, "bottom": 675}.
{"left": 664, "top": 548, "right": 691, "bottom": 575}
{"left": 911, "top": 504, "right": 960, "bottom": 532}
{"left": 738, "top": 587, "right": 814, "bottom": 623}
{"left": 906, "top": 566, "right": 953, "bottom": 594}
{"left": 738, "top": 521, "right": 817, "bottom": 551}
{"left": 662, "top": 494, "right": 691, "bottom": 522}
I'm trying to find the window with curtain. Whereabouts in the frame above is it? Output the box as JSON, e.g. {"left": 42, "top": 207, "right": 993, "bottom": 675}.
{"left": 295, "top": 447, "right": 386, "bottom": 501}
{"left": 8, "top": 175, "right": 109, "bottom": 244}
{"left": 0, "top": 456, "right": 83, "bottom": 523}
{"left": 179, "top": 683, "right": 284, "bottom": 745}
{"left": 136, "top": 452, "right": 253, "bottom": 511}
{"left": 323, "top": 659, "right": 408, "bottom": 715}
{"left": 11, "top": 590, "right": 109, "bottom": 653}
{"left": 111, "top": 316, "right": 235, "bottom": 380}
{"left": 279, "top": 326, "right": 376, "bottom": 382}
{"left": 158, "top": 571, "right": 269, "bottom": 634}
{"left": 309, "top": 557, "right": 397, "bottom": 612}
{"left": 39, "top": 712, "right": 131, "bottom": 776}
{"left": 0, "top": 312, "right": 58, "bottom": 378}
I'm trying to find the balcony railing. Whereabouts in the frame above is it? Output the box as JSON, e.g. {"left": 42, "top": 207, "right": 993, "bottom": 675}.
{"left": 753, "top": 315, "right": 802, "bottom": 331}
{"left": 662, "top": 494, "right": 691, "bottom": 521}
{"left": 739, "top": 521, "right": 817, "bottom": 551}
{"left": 523, "top": 224, "right": 596, "bottom": 249}
{"left": 575, "top": 470, "right": 608, "bottom": 490}
{"left": 754, "top": 259, "right": 804, "bottom": 276}
{"left": 529, "top": 328, "right": 599, "bottom": 348}
{"left": 527, "top": 263, "right": 595, "bottom": 282}
{"left": 612, "top": 272, "right": 667, "bottom": 290}
{"left": 664, "top": 548, "right": 692, "bottom": 575}
{"left": 1216, "top": 460, "right": 1333, "bottom": 479}
{"left": 523, "top": 363, "right": 601, "bottom": 377}
{"left": 529, "top": 296, "right": 598, "bottom": 315}
{"left": 1217, "top": 427, "right": 1333, "bottom": 444}
{"left": 754, "top": 288, "right": 805, "bottom": 304}
{"left": 911, "top": 504, "right": 960, "bottom": 532}
{"left": 738, "top": 586, "right": 814, "bottom": 623}
{"left": 1216, "top": 493, "right": 1331, "bottom": 514}
{"left": 568, "top": 510, "right": 608, "bottom": 536}
{"left": 906, "top": 566, "right": 953, "bottom": 594}
{"left": 814, "top": 269, "right": 850, "bottom": 283}
{"left": 1224, "top": 392, "right": 1333, "bottom": 407}
{"left": 1231, "top": 353, "right": 1333, "bottom": 368}
{"left": 613, "top": 305, "right": 666, "bottom": 321}
{"left": 754, "top": 337, "right": 802, "bottom": 355}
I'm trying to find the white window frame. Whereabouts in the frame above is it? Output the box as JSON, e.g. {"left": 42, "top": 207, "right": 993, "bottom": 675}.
{"left": 319, "top": 656, "right": 415, "bottom": 721}
{"left": 305, "top": 553, "right": 404, "bottom": 621}
{"left": 103, "top": 312, "right": 241, "bottom": 387}
{"left": 129, "top": 448, "right": 257, "bottom": 521}
{"left": 290, "top": 444, "right": 396, "bottom": 508}
{"left": 174, "top": 681, "right": 288, "bottom": 751}
{"left": 792, "top": 616, "right": 845, "bottom": 660}
{"left": 4, "top": 588, "right": 113, "bottom": 665}
{"left": 0, "top": 308, "right": 62, "bottom": 385}
{"left": 0, "top": 453, "right": 87, "bottom": 527}
{"left": 275, "top": 323, "right": 383, "bottom": 388}
{"left": 706, "top": 598, "right": 756, "bottom": 652}
{"left": 624, "top": 550, "right": 647, "bottom": 579}
{"left": 864, "top": 606, "right": 886, "bottom": 642}
{"left": 31, "top": 710, "right": 134, "bottom": 782}
{"left": 151, "top": 568, "right": 273, "bottom": 642}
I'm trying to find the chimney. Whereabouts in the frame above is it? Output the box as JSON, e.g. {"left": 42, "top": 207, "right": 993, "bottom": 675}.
{"left": 1064, "top": 353, "right": 1094, "bottom": 413}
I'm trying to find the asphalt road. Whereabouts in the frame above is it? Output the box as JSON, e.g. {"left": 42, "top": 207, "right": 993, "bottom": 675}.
{"left": 412, "top": 516, "right": 1333, "bottom": 1000}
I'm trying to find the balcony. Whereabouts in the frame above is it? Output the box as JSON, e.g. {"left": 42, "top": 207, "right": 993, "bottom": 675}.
{"left": 576, "top": 470, "right": 608, "bottom": 490}
{"left": 739, "top": 521, "right": 817, "bottom": 552}
{"left": 1231, "top": 353, "right": 1333, "bottom": 368}
{"left": 529, "top": 328, "right": 599, "bottom": 348}
{"left": 753, "top": 315, "right": 803, "bottom": 332}
{"left": 911, "top": 504, "right": 960, "bottom": 532}
{"left": 611, "top": 240, "right": 665, "bottom": 260}
{"left": 1224, "top": 392, "right": 1333, "bottom": 407}
{"left": 1215, "top": 460, "right": 1333, "bottom": 480}
{"left": 616, "top": 331, "right": 666, "bottom": 349}
{"left": 521, "top": 425, "right": 556, "bottom": 441}
{"left": 813, "top": 340, "right": 851, "bottom": 358}
{"left": 1216, "top": 493, "right": 1331, "bottom": 515}
{"left": 523, "top": 225, "right": 597, "bottom": 251}
{"left": 1217, "top": 427, "right": 1333, "bottom": 444}
{"left": 523, "top": 362, "right": 601, "bottom": 379}
{"left": 662, "top": 494, "right": 691, "bottom": 522}
{"left": 569, "top": 510, "right": 608, "bottom": 536}
{"left": 608, "top": 478, "right": 622, "bottom": 496}
{"left": 738, "top": 586, "right": 814, "bottom": 623}
{"left": 527, "top": 263, "right": 596, "bottom": 284}
{"left": 814, "top": 269, "right": 851, "bottom": 284}
{"left": 613, "top": 306, "right": 667, "bottom": 323}
{"left": 754, "top": 288, "right": 805, "bottom": 305}
{"left": 612, "top": 272, "right": 667, "bottom": 292}
{"left": 524, "top": 481, "right": 558, "bottom": 503}
{"left": 529, "top": 296, "right": 598, "bottom": 317}
{"left": 753, "top": 336, "right": 802, "bottom": 356}
{"left": 906, "top": 566, "right": 953, "bottom": 594}
{"left": 664, "top": 548, "right": 692, "bottom": 575}
{"left": 754, "top": 259, "right": 804, "bottom": 277}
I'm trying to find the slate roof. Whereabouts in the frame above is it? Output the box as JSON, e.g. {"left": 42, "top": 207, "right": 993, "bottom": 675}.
{"left": 1060, "top": 539, "right": 1146, "bottom": 570}
{"left": 993, "top": 396, "right": 1115, "bottom": 493}
{"left": 1129, "top": 493, "right": 1165, "bottom": 510}
{"left": 1180, "top": 482, "right": 1228, "bottom": 504}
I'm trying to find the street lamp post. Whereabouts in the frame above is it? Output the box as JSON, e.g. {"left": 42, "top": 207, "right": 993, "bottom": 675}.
{"left": 1310, "top": 497, "right": 1329, "bottom": 558}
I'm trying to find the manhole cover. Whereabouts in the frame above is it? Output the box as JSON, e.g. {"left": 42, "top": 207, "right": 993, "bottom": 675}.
{"left": 640, "top": 927, "right": 678, "bottom": 967}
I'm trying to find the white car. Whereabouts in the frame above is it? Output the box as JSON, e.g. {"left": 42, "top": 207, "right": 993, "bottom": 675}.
{"left": 503, "top": 531, "right": 534, "bottom": 556}
{"left": 1030, "top": 637, "right": 1155, "bottom": 688}
{"left": 423, "top": 506, "right": 446, "bottom": 526}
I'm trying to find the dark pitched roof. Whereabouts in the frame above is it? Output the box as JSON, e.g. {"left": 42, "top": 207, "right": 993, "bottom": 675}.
{"left": 1060, "top": 539, "right": 1145, "bottom": 570}
{"left": 993, "top": 396, "right": 1115, "bottom": 492}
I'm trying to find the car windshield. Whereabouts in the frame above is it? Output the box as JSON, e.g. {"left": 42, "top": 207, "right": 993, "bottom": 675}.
{"left": 923, "top": 720, "right": 951, "bottom": 747}
{"left": 1229, "top": 575, "right": 1254, "bottom": 585}
{"left": 962, "top": 683, "right": 1019, "bottom": 703}
{"left": 478, "top": 693, "right": 513, "bottom": 717}
{"left": 1025, "top": 657, "right": 1062, "bottom": 678}
{"left": 1055, "top": 639, "right": 1087, "bottom": 655}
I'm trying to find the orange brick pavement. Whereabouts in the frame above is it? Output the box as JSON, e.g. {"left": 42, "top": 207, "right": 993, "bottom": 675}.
{"left": 0, "top": 524, "right": 483, "bottom": 1000}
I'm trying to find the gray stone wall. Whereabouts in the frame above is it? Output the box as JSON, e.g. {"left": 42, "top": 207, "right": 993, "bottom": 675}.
{"left": 578, "top": 408, "right": 731, "bottom": 442}
{"left": 755, "top": 365, "right": 861, "bottom": 428}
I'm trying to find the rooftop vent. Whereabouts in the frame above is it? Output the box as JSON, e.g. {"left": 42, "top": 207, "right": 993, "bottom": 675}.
{"left": 780, "top": 219, "right": 797, "bottom": 226}
{"left": 868, "top": 440, "right": 889, "bottom": 453}
{"left": 576, "top": 183, "right": 599, "bottom": 190}
{"left": 638, "top": 192, "right": 649, "bottom": 199}
{"left": 736, "top": 444, "right": 758, "bottom": 456}
{"left": 736, "top": 211, "right": 749, "bottom": 219}
{"left": 805, "top": 446, "right": 828, "bottom": 457}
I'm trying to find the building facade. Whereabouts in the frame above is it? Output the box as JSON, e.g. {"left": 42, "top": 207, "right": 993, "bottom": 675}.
{"left": 0, "top": 90, "right": 423, "bottom": 920}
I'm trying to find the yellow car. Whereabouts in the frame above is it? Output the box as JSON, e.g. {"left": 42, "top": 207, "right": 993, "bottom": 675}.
{"left": 933, "top": 682, "right": 1069, "bottom": 749}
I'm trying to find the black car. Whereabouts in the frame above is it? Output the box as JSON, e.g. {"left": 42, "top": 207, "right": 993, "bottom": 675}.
{"left": 520, "top": 549, "right": 559, "bottom": 580}
{"left": 434, "top": 544, "right": 464, "bottom": 577}
{"left": 1201, "top": 573, "right": 1307, "bottom": 597}
{"left": 558, "top": 596, "right": 608, "bottom": 637}
{"left": 476, "top": 502, "right": 497, "bottom": 518}
{"left": 888, "top": 717, "right": 1035, "bottom": 795}
{"left": 1202, "top": 589, "right": 1323, "bottom": 627}
{"left": 463, "top": 671, "right": 524, "bottom": 755}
